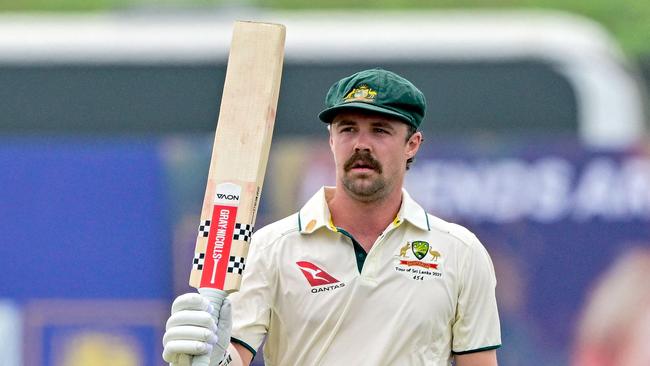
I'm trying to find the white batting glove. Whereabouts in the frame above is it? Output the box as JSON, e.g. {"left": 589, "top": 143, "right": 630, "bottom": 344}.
{"left": 162, "top": 291, "right": 232, "bottom": 366}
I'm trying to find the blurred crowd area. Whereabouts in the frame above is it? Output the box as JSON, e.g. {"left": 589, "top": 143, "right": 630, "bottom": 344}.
{"left": 1, "top": 9, "right": 649, "bottom": 366}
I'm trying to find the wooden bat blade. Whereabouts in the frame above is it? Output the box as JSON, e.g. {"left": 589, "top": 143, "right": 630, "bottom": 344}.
{"left": 189, "top": 21, "right": 285, "bottom": 293}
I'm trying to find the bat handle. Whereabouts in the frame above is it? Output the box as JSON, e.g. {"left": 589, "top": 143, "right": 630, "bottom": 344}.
{"left": 191, "top": 288, "right": 229, "bottom": 366}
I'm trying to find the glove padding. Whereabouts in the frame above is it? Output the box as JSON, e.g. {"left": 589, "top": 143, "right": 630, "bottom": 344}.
{"left": 162, "top": 292, "right": 232, "bottom": 366}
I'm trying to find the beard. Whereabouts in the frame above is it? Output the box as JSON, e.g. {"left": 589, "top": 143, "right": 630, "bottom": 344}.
{"left": 341, "top": 151, "right": 388, "bottom": 201}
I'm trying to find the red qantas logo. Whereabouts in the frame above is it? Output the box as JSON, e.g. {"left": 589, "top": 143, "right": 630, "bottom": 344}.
{"left": 296, "top": 261, "right": 339, "bottom": 286}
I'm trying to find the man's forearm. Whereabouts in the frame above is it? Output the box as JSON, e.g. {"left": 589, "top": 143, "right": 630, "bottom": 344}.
{"left": 454, "top": 349, "right": 498, "bottom": 366}
{"left": 222, "top": 343, "right": 253, "bottom": 366}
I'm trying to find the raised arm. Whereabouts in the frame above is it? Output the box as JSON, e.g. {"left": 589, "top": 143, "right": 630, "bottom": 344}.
{"left": 455, "top": 349, "right": 498, "bottom": 366}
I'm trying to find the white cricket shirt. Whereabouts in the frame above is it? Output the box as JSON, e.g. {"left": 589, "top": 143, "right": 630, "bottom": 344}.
{"left": 230, "top": 187, "right": 501, "bottom": 365}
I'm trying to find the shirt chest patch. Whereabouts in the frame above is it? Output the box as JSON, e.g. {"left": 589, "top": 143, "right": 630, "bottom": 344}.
{"left": 296, "top": 261, "right": 347, "bottom": 294}
{"left": 393, "top": 240, "right": 444, "bottom": 281}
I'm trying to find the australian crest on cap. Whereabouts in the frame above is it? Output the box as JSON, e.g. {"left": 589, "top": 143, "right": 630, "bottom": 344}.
{"left": 343, "top": 84, "right": 377, "bottom": 103}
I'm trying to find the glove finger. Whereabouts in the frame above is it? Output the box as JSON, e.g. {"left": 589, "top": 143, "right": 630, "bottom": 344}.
{"left": 163, "top": 340, "right": 213, "bottom": 361}
{"left": 216, "top": 298, "right": 232, "bottom": 335}
{"left": 172, "top": 293, "right": 213, "bottom": 314}
{"left": 175, "top": 354, "right": 192, "bottom": 366}
{"left": 163, "top": 325, "right": 218, "bottom": 346}
{"left": 166, "top": 310, "right": 217, "bottom": 332}
{"left": 218, "top": 298, "right": 232, "bottom": 326}
{"left": 213, "top": 298, "right": 232, "bottom": 353}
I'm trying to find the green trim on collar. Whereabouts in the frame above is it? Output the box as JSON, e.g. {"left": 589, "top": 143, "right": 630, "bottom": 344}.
{"left": 397, "top": 189, "right": 431, "bottom": 231}
{"left": 336, "top": 227, "right": 367, "bottom": 274}
{"left": 424, "top": 209, "right": 431, "bottom": 231}
{"left": 230, "top": 337, "right": 257, "bottom": 357}
{"left": 298, "top": 187, "right": 432, "bottom": 234}
{"left": 452, "top": 344, "right": 501, "bottom": 355}
{"left": 298, "top": 210, "right": 302, "bottom": 231}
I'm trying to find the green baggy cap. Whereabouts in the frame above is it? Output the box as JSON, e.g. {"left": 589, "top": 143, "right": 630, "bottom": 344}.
{"left": 318, "top": 68, "right": 426, "bottom": 129}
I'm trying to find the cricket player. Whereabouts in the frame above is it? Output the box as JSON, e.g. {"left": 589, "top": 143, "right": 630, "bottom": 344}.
{"left": 163, "top": 68, "right": 501, "bottom": 365}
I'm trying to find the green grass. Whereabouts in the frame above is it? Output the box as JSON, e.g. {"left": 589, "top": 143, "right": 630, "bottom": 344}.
{"left": 1, "top": 0, "right": 648, "bottom": 56}
{"left": 0, "top": 0, "right": 124, "bottom": 12}
{"left": 255, "top": 0, "right": 650, "bottom": 56}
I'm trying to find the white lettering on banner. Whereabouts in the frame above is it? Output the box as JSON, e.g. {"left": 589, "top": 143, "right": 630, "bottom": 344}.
{"left": 213, "top": 209, "right": 229, "bottom": 259}
{"left": 406, "top": 157, "right": 650, "bottom": 223}
{"left": 573, "top": 158, "right": 650, "bottom": 221}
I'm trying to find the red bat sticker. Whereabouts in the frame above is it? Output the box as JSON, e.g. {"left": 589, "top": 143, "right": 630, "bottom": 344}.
{"left": 200, "top": 182, "right": 241, "bottom": 289}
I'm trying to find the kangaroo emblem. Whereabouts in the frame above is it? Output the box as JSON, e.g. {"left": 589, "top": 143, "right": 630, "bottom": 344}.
{"left": 399, "top": 242, "right": 411, "bottom": 257}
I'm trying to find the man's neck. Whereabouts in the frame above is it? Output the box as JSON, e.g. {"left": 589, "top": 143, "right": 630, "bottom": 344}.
{"left": 326, "top": 185, "right": 403, "bottom": 251}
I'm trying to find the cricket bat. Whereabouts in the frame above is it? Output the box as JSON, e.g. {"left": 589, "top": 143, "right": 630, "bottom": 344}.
{"left": 188, "top": 21, "right": 285, "bottom": 366}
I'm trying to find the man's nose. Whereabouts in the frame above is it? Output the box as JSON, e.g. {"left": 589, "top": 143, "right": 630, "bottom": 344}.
{"left": 353, "top": 131, "right": 372, "bottom": 152}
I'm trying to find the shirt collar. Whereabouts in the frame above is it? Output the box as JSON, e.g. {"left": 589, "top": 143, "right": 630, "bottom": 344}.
{"left": 398, "top": 189, "right": 431, "bottom": 231}
{"left": 298, "top": 187, "right": 335, "bottom": 234}
{"left": 298, "top": 186, "right": 430, "bottom": 234}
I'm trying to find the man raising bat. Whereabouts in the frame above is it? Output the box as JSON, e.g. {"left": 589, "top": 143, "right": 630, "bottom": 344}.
{"left": 163, "top": 68, "right": 502, "bottom": 366}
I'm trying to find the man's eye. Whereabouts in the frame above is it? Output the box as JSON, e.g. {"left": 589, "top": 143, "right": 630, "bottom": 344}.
{"left": 374, "top": 128, "right": 388, "bottom": 134}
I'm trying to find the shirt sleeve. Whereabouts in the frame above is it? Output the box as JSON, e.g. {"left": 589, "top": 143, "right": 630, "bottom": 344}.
{"left": 228, "top": 232, "right": 274, "bottom": 354}
{"left": 451, "top": 234, "right": 502, "bottom": 354}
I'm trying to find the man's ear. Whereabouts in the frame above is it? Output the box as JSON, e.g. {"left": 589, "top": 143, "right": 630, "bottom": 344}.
{"left": 406, "top": 131, "right": 423, "bottom": 159}
{"left": 328, "top": 124, "right": 334, "bottom": 150}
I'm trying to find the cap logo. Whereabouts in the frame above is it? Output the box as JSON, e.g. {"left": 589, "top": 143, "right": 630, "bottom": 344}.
{"left": 343, "top": 84, "right": 377, "bottom": 103}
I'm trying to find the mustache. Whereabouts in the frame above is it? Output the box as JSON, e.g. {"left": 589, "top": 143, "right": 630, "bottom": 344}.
{"left": 343, "top": 151, "right": 382, "bottom": 173}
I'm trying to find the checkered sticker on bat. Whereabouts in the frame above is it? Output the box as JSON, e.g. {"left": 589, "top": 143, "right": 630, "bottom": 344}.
{"left": 193, "top": 252, "right": 206, "bottom": 270}
{"left": 198, "top": 220, "right": 211, "bottom": 238}
{"left": 233, "top": 223, "right": 253, "bottom": 242}
{"left": 227, "top": 256, "right": 246, "bottom": 275}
